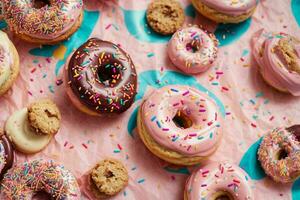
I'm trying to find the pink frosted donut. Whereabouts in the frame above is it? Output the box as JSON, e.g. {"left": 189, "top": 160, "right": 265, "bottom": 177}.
{"left": 185, "top": 162, "right": 254, "bottom": 200}
{"left": 168, "top": 26, "right": 218, "bottom": 74}
{"left": 258, "top": 125, "right": 300, "bottom": 183}
{"left": 252, "top": 29, "right": 300, "bottom": 96}
{"left": 2, "top": 0, "right": 83, "bottom": 43}
{"left": 138, "top": 85, "right": 222, "bottom": 165}
{"left": 199, "top": 0, "right": 257, "bottom": 16}
{"left": 0, "top": 160, "right": 81, "bottom": 199}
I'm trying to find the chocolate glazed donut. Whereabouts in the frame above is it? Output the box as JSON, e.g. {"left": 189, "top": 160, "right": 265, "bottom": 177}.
{"left": 65, "top": 38, "right": 137, "bottom": 115}
{"left": 0, "top": 134, "right": 14, "bottom": 179}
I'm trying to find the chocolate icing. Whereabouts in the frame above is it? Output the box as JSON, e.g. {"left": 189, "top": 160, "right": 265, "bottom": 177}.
{"left": 67, "top": 38, "right": 137, "bottom": 115}
{"left": 0, "top": 134, "right": 14, "bottom": 178}
{"left": 286, "top": 125, "right": 300, "bottom": 141}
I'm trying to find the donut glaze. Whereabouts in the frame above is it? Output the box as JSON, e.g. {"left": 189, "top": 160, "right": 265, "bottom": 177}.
{"left": 140, "top": 85, "right": 222, "bottom": 156}
{"left": 168, "top": 26, "right": 218, "bottom": 74}
{"left": 65, "top": 38, "right": 137, "bottom": 115}
{"left": 199, "top": 0, "right": 257, "bottom": 16}
{"left": 2, "top": 0, "right": 83, "bottom": 40}
{"left": 258, "top": 125, "right": 300, "bottom": 183}
{"left": 252, "top": 29, "right": 300, "bottom": 96}
{"left": 0, "top": 135, "right": 14, "bottom": 178}
{"left": 185, "top": 162, "right": 253, "bottom": 200}
{"left": 0, "top": 160, "right": 81, "bottom": 199}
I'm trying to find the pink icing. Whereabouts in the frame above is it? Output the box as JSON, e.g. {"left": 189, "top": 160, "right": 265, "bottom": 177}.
{"left": 200, "top": 0, "right": 257, "bottom": 16}
{"left": 252, "top": 29, "right": 300, "bottom": 96}
{"left": 2, "top": 0, "right": 83, "bottom": 40}
{"left": 168, "top": 26, "right": 218, "bottom": 74}
{"left": 141, "top": 85, "right": 222, "bottom": 156}
{"left": 185, "top": 162, "right": 253, "bottom": 200}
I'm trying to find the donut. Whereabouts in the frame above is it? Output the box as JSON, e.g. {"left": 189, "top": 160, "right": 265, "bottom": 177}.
{"left": 252, "top": 29, "right": 300, "bottom": 96}
{"left": 64, "top": 38, "right": 137, "bottom": 116}
{"left": 191, "top": 0, "right": 257, "bottom": 23}
{"left": 5, "top": 99, "right": 61, "bottom": 154}
{"left": 184, "top": 162, "right": 254, "bottom": 200}
{"left": 146, "top": 0, "right": 185, "bottom": 35}
{"left": 0, "top": 30, "right": 19, "bottom": 96}
{"left": 258, "top": 125, "right": 300, "bottom": 183}
{"left": 0, "top": 159, "right": 81, "bottom": 199}
{"left": 168, "top": 26, "right": 218, "bottom": 74}
{"left": 27, "top": 99, "right": 61, "bottom": 135}
{"left": 137, "top": 85, "right": 222, "bottom": 166}
{"left": 2, "top": 0, "right": 83, "bottom": 44}
{"left": 89, "top": 159, "right": 128, "bottom": 198}
{"left": 0, "top": 135, "right": 14, "bottom": 179}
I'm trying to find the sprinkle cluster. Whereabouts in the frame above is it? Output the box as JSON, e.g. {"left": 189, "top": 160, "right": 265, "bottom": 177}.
{"left": 258, "top": 127, "right": 300, "bottom": 183}
{"left": 1, "top": 160, "right": 80, "bottom": 199}
{"left": 2, "top": 0, "right": 83, "bottom": 38}
{"left": 187, "top": 163, "right": 252, "bottom": 199}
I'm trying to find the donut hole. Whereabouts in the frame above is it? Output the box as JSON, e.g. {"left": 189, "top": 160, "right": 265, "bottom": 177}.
{"left": 276, "top": 149, "right": 289, "bottom": 160}
{"left": 212, "top": 191, "right": 234, "bottom": 200}
{"left": 33, "top": 191, "right": 52, "bottom": 200}
{"left": 97, "top": 64, "right": 122, "bottom": 87}
{"left": 186, "top": 38, "right": 201, "bottom": 53}
{"left": 172, "top": 110, "right": 193, "bottom": 129}
{"left": 162, "top": 5, "right": 176, "bottom": 18}
{"left": 33, "top": 0, "right": 51, "bottom": 9}
{"left": 104, "top": 170, "right": 114, "bottom": 179}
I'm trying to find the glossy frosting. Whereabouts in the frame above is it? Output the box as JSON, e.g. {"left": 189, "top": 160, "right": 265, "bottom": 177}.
{"left": 0, "top": 135, "right": 14, "bottom": 178}
{"left": 141, "top": 85, "right": 222, "bottom": 156}
{"left": 185, "top": 162, "right": 253, "bottom": 200}
{"left": 5, "top": 108, "right": 53, "bottom": 154}
{"left": 0, "top": 31, "right": 13, "bottom": 87}
{"left": 168, "top": 26, "right": 218, "bottom": 74}
{"left": 258, "top": 125, "right": 300, "bottom": 183}
{"left": 66, "top": 38, "right": 137, "bottom": 115}
{"left": 2, "top": 0, "right": 83, "bottom": 39}
{"left": 200, "top": 0, "right": 257, "bottom": 16}
{"left": 1, "top": 160, "right": 81, "bottom": 199}
{"left": 252, "top": 29, "right": 300, "bottom": 96}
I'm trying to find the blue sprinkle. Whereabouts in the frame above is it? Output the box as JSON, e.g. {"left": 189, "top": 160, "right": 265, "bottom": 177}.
{"left": 156, "top": 121, "right": 161, "bottom": 128}
{"left": 151, "top": 116, "right": 156, "bottom": 121}
{"left": 48, "top": 85, "right": 54, "bottom": 93}
{"left": 209, "top": 132, "right": 213, "bottom": 139}
{"left": 138, "top": 178, "right": 145, "bottom": 183}
{"left": 249, "top": 99, "right": 256, "bottom": 105}
{"left": 212, "top": 82, "right": 219, "bottom": 86}
{"left": 123, "top": 191, "right": 127, "bottom": 196}
{"left": 147, "top": 52, "right": 155, "bottom": 58}
{"left": 241, "top": 49, "right": 249, "bottom": 57}
{"left": 172, "top": 136, "right": 179, "bottom": 142}
{"left": 81, "top": 60, "right": 90, "bottom": 66}
{"left": 198, "top": 136, "right": 204, "bottom": 140}
{"left": 171, "top": 88, "right": 179, "bottom": 92}
{"left": 264, "top": 99, "right": 270, "bottom": 104}
{"left": 131, "top": 167, "right": 137, "bottom": 171}
{"left": 255, "top": 92, "right": 264, "bottom": 98}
